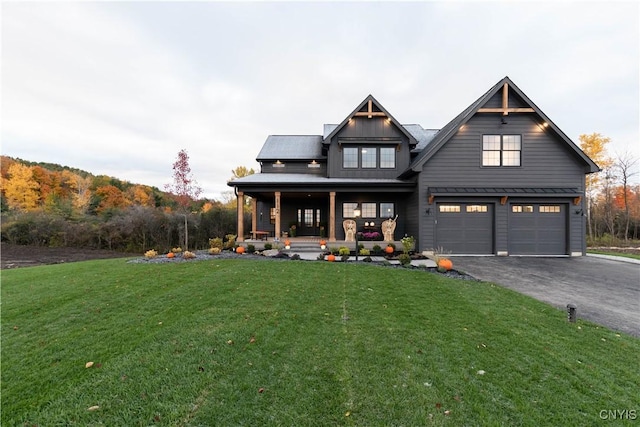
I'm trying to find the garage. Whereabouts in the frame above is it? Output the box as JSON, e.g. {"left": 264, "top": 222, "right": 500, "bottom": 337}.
{"left": 508, "top": 203, "right": 567, "bottom": 255}
{"left": 435, "top": 203, "right": 494, "bottom": 254}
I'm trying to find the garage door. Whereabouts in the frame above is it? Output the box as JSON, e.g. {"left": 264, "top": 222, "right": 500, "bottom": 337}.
{"left": 509, "top": 204, "right": 567, "bottom": 255}
{"left": 435, "top": 203, "right": 493, "bottom": 254}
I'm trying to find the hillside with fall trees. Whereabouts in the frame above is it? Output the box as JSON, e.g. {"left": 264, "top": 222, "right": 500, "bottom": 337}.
{"left": 0, "top": 156, "right": 243, "bottom": 252}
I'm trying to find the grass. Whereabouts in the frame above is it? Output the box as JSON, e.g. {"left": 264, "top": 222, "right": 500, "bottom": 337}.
{"left": 2, "top": 258, "right": 639, "bottom": 426}
{"left": 587, "top": 249, "right": 640, "bottom": 260}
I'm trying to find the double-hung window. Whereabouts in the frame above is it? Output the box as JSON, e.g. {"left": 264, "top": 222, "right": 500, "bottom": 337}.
{"left": 482, "top": 135, "right": 521, "bottom": 166}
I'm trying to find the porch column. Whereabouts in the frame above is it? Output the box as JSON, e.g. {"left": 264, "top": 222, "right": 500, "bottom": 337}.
{"left": 275, "top": 191, "right": 281, "bottom": 240}
{"left": 251, "top": 198, "right": 257, "bottom": 240}
{"left": 237, "top": 191, "right": 245, "bottom": 242}
{"left": 329, "top": 191, "right": 336, "bottom": 242}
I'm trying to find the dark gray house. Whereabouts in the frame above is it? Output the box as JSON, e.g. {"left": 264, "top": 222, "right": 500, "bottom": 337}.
{"left": 228, "top": 77, "right": 600, "bottom": 256}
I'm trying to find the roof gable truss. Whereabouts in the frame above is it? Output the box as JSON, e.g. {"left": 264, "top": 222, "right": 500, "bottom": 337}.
{"left": 477, "top": 82, "right": 535, "bottom": 115}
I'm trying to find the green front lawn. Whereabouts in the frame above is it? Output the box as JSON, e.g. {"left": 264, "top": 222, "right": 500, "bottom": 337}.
{"left": 2, "top": 258, "right": 638, "bottom": 426}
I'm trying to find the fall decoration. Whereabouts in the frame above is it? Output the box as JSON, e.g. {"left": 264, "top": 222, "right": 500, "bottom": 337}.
{"left": 327, "top": 254, "right": 336, "bottom": 262}
{"left": 385, "top": 245, "right": 394, "bottom": 254}
{"left": 166, "top": 252, "right": 175, "bottom": 258}
{"left": 236, "top": 246, "right": 245, "bottom": 254}
{"left": 437, "top": 258, "right": 453, "bottom": 271}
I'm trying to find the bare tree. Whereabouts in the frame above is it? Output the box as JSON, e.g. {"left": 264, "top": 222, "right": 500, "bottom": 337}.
{"left": 615, "top": 150, "right": 639, "bottom": 241}
{"left": 165, "top": 149, "right": 202, "bottom": 250}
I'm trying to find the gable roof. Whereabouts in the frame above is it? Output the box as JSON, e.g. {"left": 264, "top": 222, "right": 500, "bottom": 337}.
{"left": 400, "top": 76, "right": 600, "bottom": 177}
{"left": 322, "top": 95, "right": 418, "bottom": 146}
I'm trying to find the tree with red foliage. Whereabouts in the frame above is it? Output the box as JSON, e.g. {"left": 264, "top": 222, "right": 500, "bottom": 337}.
{"left": 165, "top": 149, "right": 202, "bottom": 250}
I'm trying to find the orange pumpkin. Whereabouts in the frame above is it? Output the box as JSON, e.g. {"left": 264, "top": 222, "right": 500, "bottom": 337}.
{"left": 319, "top": 240, "right": 327, "bottom": 246}
{"left": 437, "top": 258, "right": 453, "bottom": 271}
{"left": 284, "top": 239, "right": 291, "bottom": 246}
{"left": 167, "top": 252, "right": 175, "bottom": 258}
{"left": 385, "top": 245, "right": 394, "bottom": 254}
{"left": 327, "top": 254, "right": 336, "bottom": 262}
{"left": 236, "top": 246, "right": 245, "bottom": 254}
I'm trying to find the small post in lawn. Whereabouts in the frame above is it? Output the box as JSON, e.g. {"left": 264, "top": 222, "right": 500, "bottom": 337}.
{"left": 566, "top": 304, "right": 577, "bottom": 323}
{"left": 353, "top": 205, "right": 361, "bottom": 262}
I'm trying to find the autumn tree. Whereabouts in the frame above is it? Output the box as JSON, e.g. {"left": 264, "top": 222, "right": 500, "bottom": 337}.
{"left": 3, "top": 163, "right": 40, "bottom": 211}
{"left": 579, "top": 133, "right": 613, "bottom": 239}
{"left": 165, "top": 149, "right": 202, "bottom": 250}
{"left": 230, "top": 166, "right": 255, "bottom": 181}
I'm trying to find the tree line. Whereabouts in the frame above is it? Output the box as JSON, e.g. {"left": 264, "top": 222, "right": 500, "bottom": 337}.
{"left": 2, "top": 135, "right": 638, "bottom": 251}
{"left": 0, "top": 155, "right": 252, "bottom": 252}
{"left": 580, "top": 133, "right": 640, "bottom": 245}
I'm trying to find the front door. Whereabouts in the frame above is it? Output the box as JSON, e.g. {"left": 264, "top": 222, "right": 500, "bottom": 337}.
{"left": 296, "top": 207, "right": 324, "bottom": 236}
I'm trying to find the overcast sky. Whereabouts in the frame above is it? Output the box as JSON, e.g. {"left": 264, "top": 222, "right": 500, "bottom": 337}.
{"left": 2, "top": 1, "right": 638, "bottom": 200}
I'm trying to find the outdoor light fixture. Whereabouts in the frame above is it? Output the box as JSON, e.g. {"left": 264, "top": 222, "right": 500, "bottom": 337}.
{"left": 425, "top": 208, "right": 431, "bottom": 215}
{"left": 501, "top": 117, "right": 508, "bottom": 125}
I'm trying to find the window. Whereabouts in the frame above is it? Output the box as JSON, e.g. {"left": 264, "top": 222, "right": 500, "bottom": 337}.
{"left": 361, "top": 148, "right": 377, "bottom": 168}
{"left": 380, "top": 147, "right": 396, "bottom": 168}
{"left": 343, "top": 202, "right": 358, "bottom": 218}
{"left": 466, "top": 205, "right": 488, "bottom": 213}
{"left": 512, "top": 205, "right": 534, "bottom": 213}
{"left": 343, "top": 147, "right": 358, "bottom": 168}
{"left": 361, "top": 203, "right": 376, "bottom": 218}
{"left": 380, "top": 202, "right": 394, "bottom": 218}
{"left": 439, "top": 205, "right": 461, "bottom": 213}
{"left": 540, "top": 205, "right": 561, "bottom": 213}
{"left": 483, "top": 135, "right": 521, "bottom": 166}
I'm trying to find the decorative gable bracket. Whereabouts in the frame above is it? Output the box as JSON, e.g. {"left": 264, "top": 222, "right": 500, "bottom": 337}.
{"left": 477, "top": 83, "right": 535, "bottom": 116}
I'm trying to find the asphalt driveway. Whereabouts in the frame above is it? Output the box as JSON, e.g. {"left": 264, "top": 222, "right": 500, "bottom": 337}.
{"left": 450, "top": 256, "right": 640, "bottom": 338}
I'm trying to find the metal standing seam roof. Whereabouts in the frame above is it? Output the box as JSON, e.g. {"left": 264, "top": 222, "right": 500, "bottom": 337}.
{"left": 258, "top": 124, "right": 438, "bottom": 162}
{"left": 428, "top": 187, "right": 581, "bottom": 195}
{"left": 256, "top": 135, "right": 324, "bottom": 161}
{"left": 228, "top": 173, "right": 412, "bottom": 186}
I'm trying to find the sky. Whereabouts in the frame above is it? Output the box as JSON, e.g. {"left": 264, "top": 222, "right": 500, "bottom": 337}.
{"left": 2, "top": 1, "right": 639, "bottom": 200}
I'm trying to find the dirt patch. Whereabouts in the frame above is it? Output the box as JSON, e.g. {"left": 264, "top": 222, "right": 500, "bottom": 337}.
{"left": 1, "top": 243, "right": 129, "bottom": 269}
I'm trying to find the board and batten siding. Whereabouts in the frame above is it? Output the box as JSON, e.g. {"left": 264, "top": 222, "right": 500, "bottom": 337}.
{"left": 418, "top": 113, "right": 587, "bottom": 255}
{"left": 327, "top": 116, "right": 412, "bottom": 179}
{"left": 261, "top": 162, "right": 326, "bottom": 175}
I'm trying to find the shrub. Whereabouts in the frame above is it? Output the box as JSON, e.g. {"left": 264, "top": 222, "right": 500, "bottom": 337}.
{"left": 171, "top": 247, "right": 183, "bottom": 253}
{"left": 183, "top": 251, "right": 196, "bottom": 259}
{"left": 224, "top": 234, "right": 236, "bottom": 250}
{"left": 208, "top": 247, "right": 221, "bottom": 255}
{"left": 208, "top": 238, "right": 223, "bottom": 250}
{"left": 330, "top": 246, "right": 340, "bottom": 255}
{"left": 144, "top": 249, "right": 158, "bottom": 259}
{"left": 359, "top": 248, "right": 370, "bottom": 256}
{"left": 338, "top": 247, "right": 350, "bottom": 256}
{"left": 401, "top": 235, "right": 415, "bottom": 254}
{"left": 290, "top": 253, "right": 301, "bottom": 260}
{"left": 247, "top": 244, "right": 256, "bottom": 253}
{"left": 398, "top": 253, "right": 412, "bottom": 266}
{"left": 372, "top": 244, "right": 382, "bottom": 254}
{"left": 264, "top": 243, "right": 273, "bottom": 250}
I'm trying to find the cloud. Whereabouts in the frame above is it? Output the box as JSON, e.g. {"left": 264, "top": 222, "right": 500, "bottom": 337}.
{"left": 2, "top": 1, "right": 638, "bottom": 199}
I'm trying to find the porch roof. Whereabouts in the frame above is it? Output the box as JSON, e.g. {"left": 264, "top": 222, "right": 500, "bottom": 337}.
{"left": 229, "top": 173, "right": 415, "bottom": 189}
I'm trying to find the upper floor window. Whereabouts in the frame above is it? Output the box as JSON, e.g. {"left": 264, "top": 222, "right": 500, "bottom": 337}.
{"left": 482, "top": 134, "right": 521, "bottom": 166}
{"left": 342, "top": 146, "right": 396, "bottom": 169}
{"left": 380, "top": 147, "right": 396, "bottom": 168}
{"left": 361, "top": 148, "right": 377, "bottom": 168}
{"left": 343, "top": 147, "right": 358, "bottom": 168}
